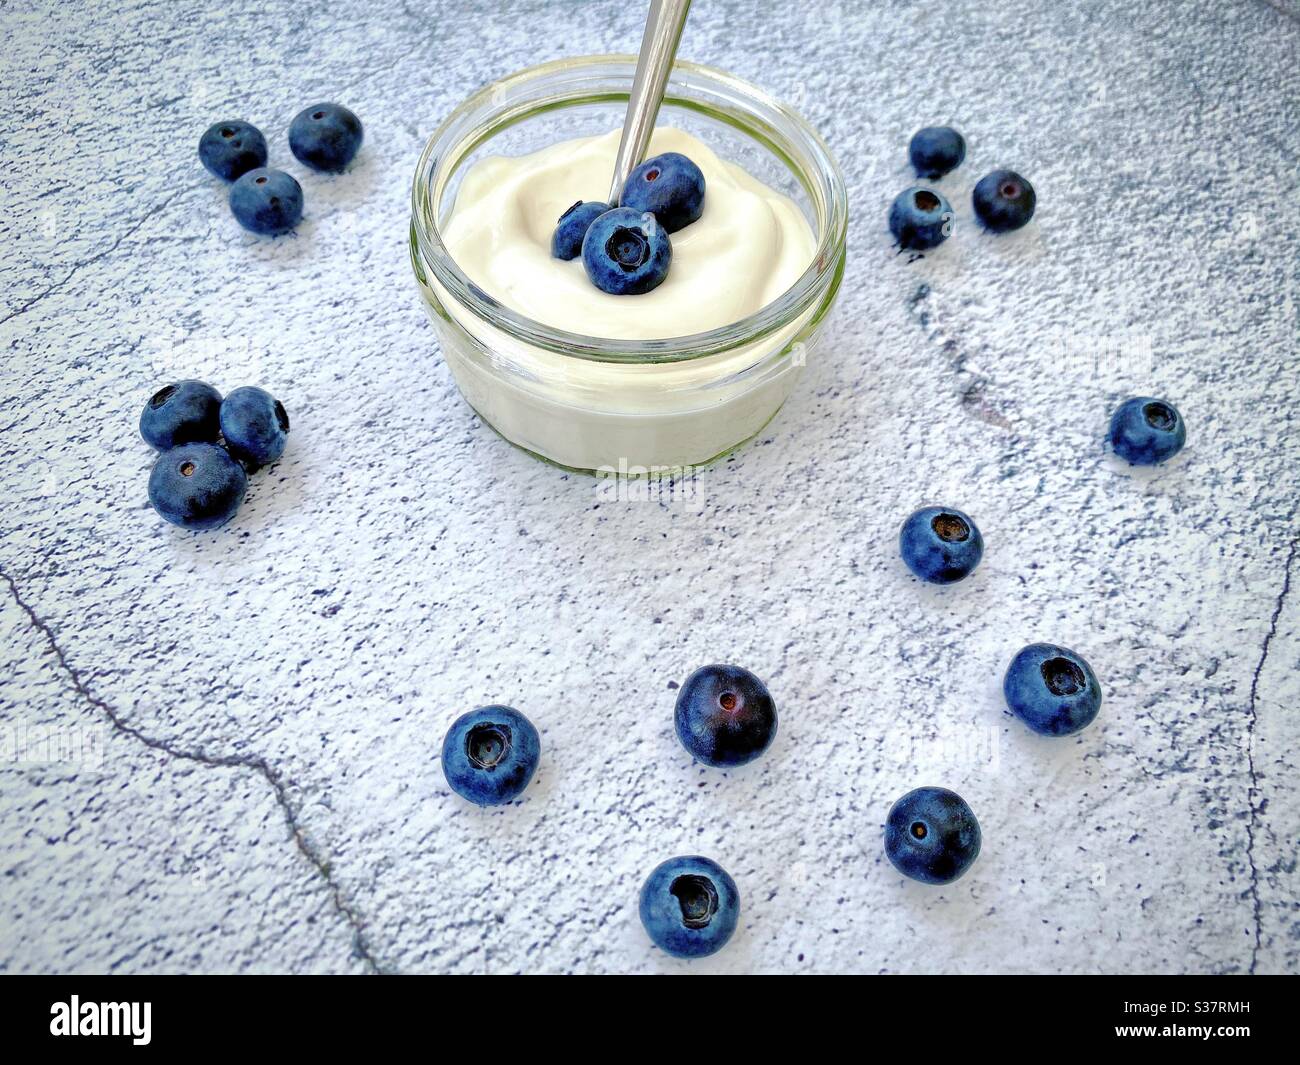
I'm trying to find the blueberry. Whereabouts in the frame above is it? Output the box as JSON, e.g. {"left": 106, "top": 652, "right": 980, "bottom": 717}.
{"left": 198, "top": 120, "right": 268, "bottom": 181}
{"left": 618, "top": 152, "right": 705, "bottom": 232}
{"left": 674, "top": 664, "right": 777, "bottom": 768}
{"left": 219, "top": 386, "right": 289, "bottom": 468}
{"left": 884, "top": 787, "right": 981, "bottom": 885}
{"left": 909, "top": 126, "right": 966, "bottom": 180}
{"left": 1108, "top": 396, "right": 1186, "bottom": 466}
{"left": 972, "top": 169, "right": 1036, "bottom": 232}
{"left": 888, "top": 186, "right": 953, "bottom": 250}
{"left": 899, "top": 506, "right": 984, "bottom": 584}
{"left": 638, "top": 855, "right": 740, "bottom": 959}
{"left": 229, "top": 168, "right": 303, "bottom": 236}
{"left": 148, "top": 442, "right": 247, "bottom": 531}
{"left": 551, "top": 200, "right": 610, "bottom": 261}
{"left": 289, "top": 103, "right": 363, "bottom": 173}
{"left": 581, "top": 207, "right": 672, "bottom": 295}
{"left": 1004, "top": 643, "right": 1102, "bottom": 736}
{"left": 441, "top": 705, "right": 540, "bottom": 806}
{"left": 139, "top": 380, "right": 222, "bottom": 451}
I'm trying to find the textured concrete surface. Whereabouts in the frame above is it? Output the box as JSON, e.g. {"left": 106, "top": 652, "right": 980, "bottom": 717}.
{"left": 1, "top": 0, "right": 1297, "bottom": 974}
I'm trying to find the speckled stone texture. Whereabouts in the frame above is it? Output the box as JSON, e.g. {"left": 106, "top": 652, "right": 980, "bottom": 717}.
{"left": 1, "top": 0, "right": 1297, "bottom": 975}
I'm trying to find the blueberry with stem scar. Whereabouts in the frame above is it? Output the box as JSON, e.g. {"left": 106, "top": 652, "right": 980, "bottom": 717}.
{"left": 884, "top": 787, "right": 981, "bottom": 885}
{"left": 148, "top": 442, "right": 247, "bottom": 530}
{"left": 581, "top": 207, "right": 672, "bottom": 295}
{"left": 1108, "top": 397, "right": 1186, "bottom": 465}
{"left": 1004, "top": 643, "right": 1102, "bottom": 736}
{"left": 889, "top": 186, "right": 953, "bottom": 250}
{"left": 441, "top": 705, "right": 540, "bottom": 806}
{"left": 899, "top": 506, "right": 984, "bottom": 584}
{"left": 639, "top": 855, "right": 740, "bottom": 958}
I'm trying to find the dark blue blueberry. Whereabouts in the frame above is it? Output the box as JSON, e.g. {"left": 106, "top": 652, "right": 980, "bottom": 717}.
{"left": 148, "top": 442, "right": 247, "bottom": 531}
{"left": 441, "top": 705, "right": 540, "bottom": 806}
{"left": 139, "top": 380, "right": 222, "bottom": 451}
{"left": 639, "top": 855, "right": 739, "bottom": 959}
{"left": 899, "top": 506, "right": 984, "bottom": 584}
{"left": 675, "top": 664, "right": 777, "bottom": 768}
{"left": 219, "top": 386, "right": 289, "bottom": 468}
{"left": 198, "top": 120, "right": 268, "bottom": 181}
{"left": 909, "top": 126, "right": 966, "bottom": 180}
{"left": 884, "top": 787, "right": 981, "bottom": 885}
{"left": 1108, "top": 396, "right": 1186, "bottom": 466}
{"left": 888, "top": 186, "right": 953, "bottom": 250}
{"left": 972, "top": 169, "right": 1036, "bottom": 232}
{"left": 551, "top": 200, "right": 610, "bottom": 261}
{"left": 229, "top": 168, "right": 303, "bottom": 236}
{"left": 618, "top": 152, "right": 705, "bottom": 232}
{"left": 1004, "top": 643, "right": 1102, "bottom": 736}
{"left": 581, "top": 207, "right": 672, "bottom": 295}
{"left": 289, "top": 103, "right": 363, "bottom": 173}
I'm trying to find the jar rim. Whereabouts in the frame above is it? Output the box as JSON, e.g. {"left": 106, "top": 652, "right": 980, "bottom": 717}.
{"left": 411, "top": 55, "right": 848, "bottom": 364}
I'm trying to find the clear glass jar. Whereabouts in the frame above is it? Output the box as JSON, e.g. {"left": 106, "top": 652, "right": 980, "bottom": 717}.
{"left": 410, "top": 56, "right": 847, "bottom": 473}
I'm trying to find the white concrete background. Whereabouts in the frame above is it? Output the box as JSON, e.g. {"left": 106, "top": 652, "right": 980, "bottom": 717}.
{"left": 1, "top": 0, "right": 1297, "bottom": 974}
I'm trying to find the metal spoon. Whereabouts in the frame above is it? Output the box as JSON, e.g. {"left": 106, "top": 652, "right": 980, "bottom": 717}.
{"left": 606, "top": 0, "right": 693, "bottom": 206}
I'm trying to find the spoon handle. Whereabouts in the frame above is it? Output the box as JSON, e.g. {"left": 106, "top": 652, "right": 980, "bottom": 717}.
{"left": 607, "top": 0, "right": 693, "bottom": 206}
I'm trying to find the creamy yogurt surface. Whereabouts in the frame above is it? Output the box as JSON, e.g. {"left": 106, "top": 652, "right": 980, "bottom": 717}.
{"left": 441, "top": 127, "right": 816, "bottom": 340}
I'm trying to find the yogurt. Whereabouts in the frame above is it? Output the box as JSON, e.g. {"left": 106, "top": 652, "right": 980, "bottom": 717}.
{"left": 425, "top": 127, "right": 826, "bottom": 471}
{"left": 442, "top": 127, "right": 816, "bottom": 340}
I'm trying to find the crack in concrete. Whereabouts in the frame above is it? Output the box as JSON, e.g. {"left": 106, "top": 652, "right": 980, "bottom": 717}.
{"left": 906, "top": 283, "right": 1018, "bottom": 432}
{"left": 0, "top": 565, "right": 386, "bottom": 974}
{"left": 1244, "top": 526, "right": 1298, "bottom": 974}
{"left": 0, "top": 182, "right": 206, "bottom": 329}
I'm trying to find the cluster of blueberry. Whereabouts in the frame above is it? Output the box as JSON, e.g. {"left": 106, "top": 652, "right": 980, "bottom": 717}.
{"left": 549, "top": 152, "right": 705, "bottom": 295}
{"left": 439, "top": 664, "right": 775, "bottom": 958}
{"left": 899, "top": 506, "right": 1104, "bottom": 736}
{"left": 198, "top": 103, "right": 363, "bottom": 236}
{"left": 877, "top": 395, "right": 1188, "bottom": 893}
{"left": 888, "top": 125, "right": 1036, "bottom": 251}
{"left": 140, "top": 381, "right": 290, "bottom": 530}
{"left": 883, "top": 129, "right": 1190, "bottom": 465}
{"left": 437, "top": 392, "right": 1187, "bottom": 959}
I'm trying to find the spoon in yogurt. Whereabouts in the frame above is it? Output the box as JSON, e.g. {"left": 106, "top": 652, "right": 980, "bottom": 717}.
{"left": 607, "top": 0, "right": 694, "bottom": 206}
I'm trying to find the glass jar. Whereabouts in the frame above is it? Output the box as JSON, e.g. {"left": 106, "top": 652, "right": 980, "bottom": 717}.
{"left": 410, "top": 55, "right": 847, "bottom": 473}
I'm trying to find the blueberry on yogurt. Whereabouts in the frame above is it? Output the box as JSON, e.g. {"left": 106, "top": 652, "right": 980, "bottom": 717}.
{"left": 551, "top": 200, "right": 610, "bottom": 261}
{"left": 441, "top": 705, "right": 541, "bottom": 806}
{"left": 618, "top": 152, "right": 705, "bottom": 233}
{"left": 899, "top": 506, "right": 984, "bottom": 584}
{"left": 229, "top": 168, "right": 303, "bottom": 236}
{"left": 972, "top": 169, "right": 1036, "bottom": 232}
{"left": 289, "top": 103, "right": 364, "bottom": 173}
{"left": 884, "top": 787, "right": 981, "bottom": 885}
{"left": 639, "top": 855, "right": 740, "bottom": 959}
{"left": 148, "top": 442, "right": 247, "bottom": 531}
{"left": 888, "top": 186, "right": 953, "bottom": 251}
{"left": 198, "top": 120, "right": 268, "bottom": 181}
{"left": 139, "top": 380, "right": 222, "bottom": 451}
{"left": 908, "top": 126, "right": 966, "bottom": 180}
{"left": 581, "top": 207, "right": 672, "bottom": 295}
{"left": 1003, "top": 643, "right": 1102, "bottom": 737}
{"left": 1108, "top": 397, "right": 1186, "bottom": 466}
{"left": 219, "top": 386, "right": 289, "bottom": 468}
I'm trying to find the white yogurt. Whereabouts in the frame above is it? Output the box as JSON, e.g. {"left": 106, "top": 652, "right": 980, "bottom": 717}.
{"left": 442, "top": 127, "right": 815, "bottom": 340}
{"left": 428, "top": 128, "right": 822, "bottom": 471}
